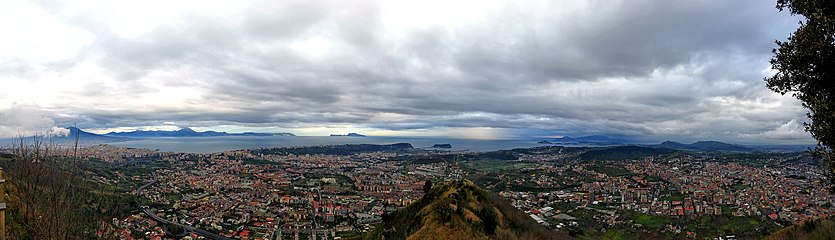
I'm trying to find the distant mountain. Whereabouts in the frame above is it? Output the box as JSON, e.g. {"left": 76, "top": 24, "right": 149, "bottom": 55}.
{"left": 54, "top": 127, "right": 129, "bottom": 144}
{"left": 329, "top": 132, "right": 366, "bottom": 137}
{"left": 363, "top": 179, "right": 567, "bottom": 240}
{"left": 654, "top": 140, "right": 751, "bottom": 152}
{"left": 656, "top": 140, "right": 686, "bottom": 149}
{"left": 579, "top": 145, "right": 678, "bottom": 160}
{"left": 105, "top": 128, "right": 295, "bottom": 137}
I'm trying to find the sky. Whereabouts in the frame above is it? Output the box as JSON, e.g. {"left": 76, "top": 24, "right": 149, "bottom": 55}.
{"left": 0, "top": 0, "right": 816, "bottom": 143}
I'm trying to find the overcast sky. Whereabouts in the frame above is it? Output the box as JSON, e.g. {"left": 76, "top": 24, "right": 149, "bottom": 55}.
{"left": 0, "top": 0, "right": 815, "bottom": 143}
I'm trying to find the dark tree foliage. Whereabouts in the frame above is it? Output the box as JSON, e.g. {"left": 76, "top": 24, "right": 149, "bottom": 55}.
{"left": 767, "top": 0, "right": 835, "bottom": 190}
{"left": 423, "top": 180, "right": 433, "bottom": 193}
{"left": 1, "top": 134, "right": 130, "bottom": 239}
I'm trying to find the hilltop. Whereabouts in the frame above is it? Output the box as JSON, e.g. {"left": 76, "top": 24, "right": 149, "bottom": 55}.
{"left": 362, "top": 179, "right": 568, "bottom": 240}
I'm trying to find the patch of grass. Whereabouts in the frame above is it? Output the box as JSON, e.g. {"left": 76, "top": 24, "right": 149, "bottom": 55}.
{"left": 461, "top": 160, "right": 533, "bottom": 173}
{"left": 601, "top": 228, "right": 631, "bottom": 240}
{"left": 590, "top": 165, "right": 632, "bottom": 176}
{"left": 635, "top": 214, "right": 669, "bottom": 230}
{"left": 659, "top": 195, "right": 684, "bottom": 202}
{"left": 766, "top": 217, "right": 835, "bottom": 240}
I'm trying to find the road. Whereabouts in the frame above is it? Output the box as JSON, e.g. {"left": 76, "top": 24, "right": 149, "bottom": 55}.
{"left": 141, "top": 206, "right": 232, "bottom": 240}
{"left": 137, "top": 179, "right": 232, "bottom": 240}
{"left": 135, "top": 180, "right": 156, "bottom": 194}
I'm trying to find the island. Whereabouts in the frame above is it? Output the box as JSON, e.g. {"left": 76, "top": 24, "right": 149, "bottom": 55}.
{"left": 329, "top": 132, "right": 366, "bottom": 137}
{"left": 431, "top": 144, "right": 453, "bottom": 148}
{"left": 537, "top": 140, "right": 553, "bottom": 144}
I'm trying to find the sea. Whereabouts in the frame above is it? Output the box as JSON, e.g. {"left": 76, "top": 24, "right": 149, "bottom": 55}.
{"left": 102, "top": 136, "right": 559, "bottom": 153}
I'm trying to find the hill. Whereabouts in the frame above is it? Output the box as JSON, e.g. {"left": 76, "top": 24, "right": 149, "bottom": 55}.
{"left": 329, "top": 132, "right": 366, "bottom": 137}
{"left": 105, "top": 127, "right": 295, "bottom": 137}
{"left": 654, "top": 140, "right": 752, "bottom": 152}
{"left": 579, "top": 145, "right": 677, "bottom": 160}
{"left": 765, "top": 217, "right": 835, "bottom": 240}
{"left": 362, "top": 179, "right": 568, "bottom": 240}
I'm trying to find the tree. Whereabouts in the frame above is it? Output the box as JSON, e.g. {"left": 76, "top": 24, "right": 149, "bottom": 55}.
{"left": 766, "top": 0, "right": 835, "bottom": 190}
{"left": 423, "top": 180, "right": 433, "bottom": 193}
{"left": 2, "top": 133, "right": 124, "bottom": 239}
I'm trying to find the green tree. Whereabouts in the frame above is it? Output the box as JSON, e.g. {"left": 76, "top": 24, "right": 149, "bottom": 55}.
{"left": 766, "top": 0, "right": 835, "bottom": 190}
{"left": 423, "top": 180, "right": 433, "bottom": 193}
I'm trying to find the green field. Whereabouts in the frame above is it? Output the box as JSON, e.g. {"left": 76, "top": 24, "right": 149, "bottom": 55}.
{"left": 635, "top": 213, "right": 669, "bottom": 230}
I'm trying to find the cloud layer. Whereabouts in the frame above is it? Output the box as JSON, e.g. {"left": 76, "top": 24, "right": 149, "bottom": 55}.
{"left": 0, "top": 0, "right": 815, "bottom": 143}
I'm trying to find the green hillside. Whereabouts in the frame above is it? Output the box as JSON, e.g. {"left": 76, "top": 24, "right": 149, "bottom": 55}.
{"left": 578, "top": 146, "right": 677, "bottom": 160}
{"left": 766, "top": 217, "right": 835, "bottom": 240}
{"left": 362, "top": 179, "right": 569, "bottom": 240}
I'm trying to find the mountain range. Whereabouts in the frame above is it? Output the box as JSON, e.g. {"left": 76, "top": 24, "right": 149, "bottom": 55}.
{"left": 45, "top": 127, "right": 129, "bottom": 144}
{"left": 104, "top": 128, "right": 295, "bottom": 137}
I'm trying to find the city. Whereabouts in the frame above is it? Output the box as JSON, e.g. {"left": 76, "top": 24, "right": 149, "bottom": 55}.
{"left": 25, "top": 143, "right": 828, "bottom": 239}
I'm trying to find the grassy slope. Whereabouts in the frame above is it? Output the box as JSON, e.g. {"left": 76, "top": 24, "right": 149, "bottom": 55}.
{"left": 363, "top": 179, "right": 569, "bottom": 240}
{"left": 765, "top": 217, "right": 835, "bottom": 240}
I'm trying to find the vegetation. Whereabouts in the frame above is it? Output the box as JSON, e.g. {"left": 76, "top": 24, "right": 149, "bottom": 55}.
{"left": 423, "top": 180, "right": 432, "bottom": 193}
{"left": 590, "top": 165, "right": 632, "bottom": 176}
{"left": 578, "top": 146, "right": 677, "bottom": 160}
{"left": 0, "top": 135, "right": 134, "bottom": 239}
{"left": 766, "top": 0, "right": 835, "bottom": 190}
{"left": 634, "top": 213, "right": 669, "bottom": 230}
{"left": 766, "top": 217, "right": 835, "bottom": 240}
{"left": 362, "top": 179, "right": 566, "bottom": 240}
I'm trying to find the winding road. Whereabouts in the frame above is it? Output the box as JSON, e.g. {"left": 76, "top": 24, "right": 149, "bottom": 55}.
{"left": 137, "top": 180, "right": 232, "bottom": 240}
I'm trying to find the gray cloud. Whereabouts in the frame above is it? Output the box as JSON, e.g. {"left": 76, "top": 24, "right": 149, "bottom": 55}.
{"left": 0, "top": 0, "right": 814, "bottom": 143}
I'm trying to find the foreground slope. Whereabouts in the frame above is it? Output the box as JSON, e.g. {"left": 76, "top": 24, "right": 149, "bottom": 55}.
{"left": 766, "top": 217, "right": 835, "bottom": 240}
{"left": 363, "top": 179, "right": 569, "bottom": 240}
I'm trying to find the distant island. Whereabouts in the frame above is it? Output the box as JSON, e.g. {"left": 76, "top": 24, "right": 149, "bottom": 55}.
{"left": 329, "top": 132, "right": 366, "bottom": 137}
{"left": 431, "top": 143, "right": 452, "bottom": 148}
{"left": 537, "top": 140, "right": 553, "bottom": 144}
{"left": 105, "top": 127, "right": 296, "bottom": 137}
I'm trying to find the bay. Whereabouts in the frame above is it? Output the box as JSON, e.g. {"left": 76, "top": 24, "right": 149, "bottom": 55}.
{"left": 106, "top": 136, "right": 550, "bottom": 153}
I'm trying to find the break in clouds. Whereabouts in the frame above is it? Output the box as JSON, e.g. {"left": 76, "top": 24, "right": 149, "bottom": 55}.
{"left": 0, "top": 0, "right": 814, "bottom": 143}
